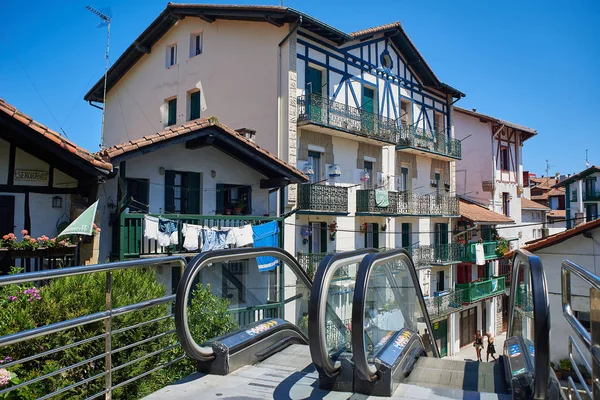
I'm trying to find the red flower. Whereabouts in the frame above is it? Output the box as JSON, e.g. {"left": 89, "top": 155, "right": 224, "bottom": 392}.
{"left": 21, "top": 229, "right": 28, "bottom": 235}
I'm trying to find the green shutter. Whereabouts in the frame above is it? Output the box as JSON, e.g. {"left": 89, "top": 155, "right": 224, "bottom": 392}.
{"left": 373, "top": 223, "right": 379, "bottom": 249}
{"left": 190, "top": 92, "right": 200, "bottom": 120}
{"left": 401, "top": 223, "right": 411, "bottom": 248}
{"left": 165, "top": 170, "right": 175, "bottom": 213}
{"left": 216, "top": 184, "right": 225, "bottom": 214}
{"left": 188, "top": 172, "right": 201, "bottom": 214}
{"left": 168, "top": 99, "right": 177, "bottom": 126}
{"left": 320, "top": 222, "right": 328, "bottom": 252}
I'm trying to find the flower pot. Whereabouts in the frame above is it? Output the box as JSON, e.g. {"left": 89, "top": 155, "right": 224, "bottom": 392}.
{"left": 233, "top": 207, "right": 243, "bottom": 215}
{"left": 224, "top": 209, "right": 232, "bottom": 215}
{"left": 554, "top": 370, "right": 562, "bottom": 380}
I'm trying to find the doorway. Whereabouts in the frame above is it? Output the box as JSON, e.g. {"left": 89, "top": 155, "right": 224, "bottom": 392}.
{"left": 0, "top": 196, "right": 15, "bottom": 236}
{"left": 433, "top": 319, "right": 448, "bottom": 357}
{"left": 459, "top": 307, "right": 477, "bottom": 348}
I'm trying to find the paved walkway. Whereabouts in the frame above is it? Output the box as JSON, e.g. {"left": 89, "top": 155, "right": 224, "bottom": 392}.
{"left": 445, "top": 333, "right": 506, "bottom": 363}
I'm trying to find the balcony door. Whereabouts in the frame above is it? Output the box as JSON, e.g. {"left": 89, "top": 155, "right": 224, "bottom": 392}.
{"left": 309, "top": 222, "right": 327, "bottom": 254}
{"left": 362, "top": 86, "right": 376, "bottom": 134}
{"left": 586, "top": 203, "right": 598, "bottom": 222}
{"left": 306, "top": 66, "right": 324, "bottom": 121}
{"left": 307, "top": 151, "right": 322, "bottom": 184}
{"left": 585, "top": 177, "right": 596, "bottom": 198}
{"left": 434, "top": 223, "right": 449, "bottom": 260}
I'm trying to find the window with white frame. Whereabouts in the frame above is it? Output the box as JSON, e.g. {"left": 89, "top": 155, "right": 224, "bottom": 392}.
{"left": 166, "top": 44, "right": 177, "bottom": 68}
{"left": 434, "top": 111, "right": 444, "bottom": 134}
{"left": 190, "top": 32, "right": 203, "bottom": 57}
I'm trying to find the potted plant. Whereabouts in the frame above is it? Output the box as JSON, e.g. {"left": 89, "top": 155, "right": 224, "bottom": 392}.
{"left": 224, "top": 204, "right": 232, "bottom": 215}
{"left": 559, "top": 358, "right": 573, "bottom": 380}
{"left": 550, "top": 361, "right": 561, "bottom": 380}
{"left": 233, "top": 200, "right": 245, "bottom": 215}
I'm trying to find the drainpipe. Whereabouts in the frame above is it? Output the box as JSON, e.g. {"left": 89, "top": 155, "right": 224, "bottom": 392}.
{"left": 276, "top": 16, "right": 302, "bottom": 217}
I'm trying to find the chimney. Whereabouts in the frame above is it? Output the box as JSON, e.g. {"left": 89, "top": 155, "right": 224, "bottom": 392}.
{"left": 472, "top": 108, "right": 477, "bottom": 113}
{"left": 235, "top": 128, "right": 256, "bottom": 143}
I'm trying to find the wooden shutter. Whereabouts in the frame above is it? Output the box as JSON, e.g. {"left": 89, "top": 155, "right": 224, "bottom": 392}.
{"left": 187, "top": 172, "right": 201, "bottom": 214}
{"left": 320, "top": 222, "right": 328, "bottom": 253}
{"left": 401, "top": 223, "right": 411, "bottom": 248}
{"left": 164, "top": 170, "right": 175, "bottom": 213}
{"left": 190, "top": 92, "right": 201, "bottom": 120}
{"left": 216, "top": 184, "right": 225, "bottom": 215}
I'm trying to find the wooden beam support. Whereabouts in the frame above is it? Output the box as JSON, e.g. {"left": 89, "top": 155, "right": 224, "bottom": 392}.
{"left": 265, "top": 16, "right": 283, "bottom": 27}
{"left": 260, "top": 177, "right": 290, "bottom": 189}
{"left": 185, "top": 134, "right": 215, "bottom": 150}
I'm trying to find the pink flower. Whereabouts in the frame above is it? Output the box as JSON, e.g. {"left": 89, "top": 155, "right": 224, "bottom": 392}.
{"left": 8, "top": 234, "right": 15, "bottom": 239}
{"left": 8, "top": 296, "right": 16, "bottom": 302}
{"left": 21, "top": 230, "right": 28, "bottom": 235}
{"left": 93, "top": 223, "right": 98, "bottom": 229}
{"left": 0, "top": 368, "right": 11, "bottom": 387}
{"left": 23, "top": 235, "right": 30, "bottom": 240}
{"left": 30, "top": 239, "right": 36, "bottom": 244}
{"left": 2, "top": 235, "right": 8, "bottom": 241}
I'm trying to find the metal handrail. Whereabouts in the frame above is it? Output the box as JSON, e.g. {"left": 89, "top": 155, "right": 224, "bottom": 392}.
{"left": 308, "top": 248, "right": 377, "bottom": 378}
{"left": 567, "top": 336, "right": 593, "bottom": 399}
{"left": 0, "top": 255, "right": 187, "bottom": 400}
{"left": 174, "top": 247, "right": 313, "bottom": 362}
{"left": 352, "top": 249, "right": 439, "bottom": 383}
{"left": 507, "top": 250, "right": 551, "bottom": 400}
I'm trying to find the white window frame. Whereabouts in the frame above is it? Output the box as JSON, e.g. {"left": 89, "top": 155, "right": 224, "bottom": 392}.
{"left": 190, "top": 31, "right": 203, "bottom": 58}
{"left": 166, "top": 44, "right": 177, "bottom": 68}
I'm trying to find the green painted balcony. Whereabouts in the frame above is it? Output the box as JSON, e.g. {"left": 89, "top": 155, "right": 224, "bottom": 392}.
{"left": 456, "top": 276, "right": 506, "bottom": 304}
{"left": 297, "top": 183, "right": 349, "bottom": 215}
{"left": 424, "top": 289, "right": 466, "bottom": 320}
{"left": 297, "top": 93, "right": 398, "bottom": 144}
{"left": 397, "top": 125, "right": 462, "bottom": 161}
{"left": 461, "top": 241, "right": 502, "bottom": 263}
{"left": 583, "top": 190, "right": 600, "bottom": 202}
{"left": 355, "top": 189, "right": 459, "bottom": 216}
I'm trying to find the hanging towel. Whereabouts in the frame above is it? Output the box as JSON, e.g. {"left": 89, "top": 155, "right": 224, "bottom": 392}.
{"left": 182, "top": 223, "right": 202, "bottom": 251}
{"left": 375, "top": 190, "right": 389, "bottom": 208}
{"left": 158, "top": 218, "right": 179, "bottom": 247}
{"left": 475, "top": 243, "right": 485, "bottom": 266}
{"left": 144, "top": 216, "right": 159, "bottom": 240}
{"left": 252, "top": 221, "right": 280, "bottom": 271}
{"left": 233, "top": 224, "right": 254, "bottom": 247}
{"left": 222, "top": 227, "right": 237, "bottom": 246}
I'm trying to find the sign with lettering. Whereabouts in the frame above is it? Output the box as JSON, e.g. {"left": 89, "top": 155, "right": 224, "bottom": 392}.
{"left": 14, "top": 170, "right": 48, "bottom": 182}
{"left": 482, "top": 181, "right": 494, "bottom": 192}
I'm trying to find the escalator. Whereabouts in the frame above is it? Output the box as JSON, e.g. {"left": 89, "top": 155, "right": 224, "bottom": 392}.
{"left": 151, "top": 246, "right": 559, "bottom": 399}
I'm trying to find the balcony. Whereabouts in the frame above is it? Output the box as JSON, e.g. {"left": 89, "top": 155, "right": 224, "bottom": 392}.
{"left": 583, "top": 190, "right": 600, "bottom": 202}
{"left": 297, "top": 184, "right": 349, "bottom": 215}
{"left": 355, "top": 190, "right": 459, "bottom": 216}
{"left": 409, "top": 243, "right": 462, "bottom": 268}
{"left": 455, "top": 276, "right": 506, "bottom": 304}
{"left": 297, "top": 93, "right": 398, "bottom": 144}
{"left": 297, "top": 252, "right": 348, "bottom": 280}
{"left": 397, "top": 125, "right": 462, "bottom": 161}
{"left": 424, "top": 289, "right": 466, "bottom": 320}
{"left": 461, "top": 241, "right": 502, "bottom": 263}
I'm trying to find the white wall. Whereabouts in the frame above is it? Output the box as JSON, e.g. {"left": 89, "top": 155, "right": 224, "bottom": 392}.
{"left": 532, "top": 230, "right": 600, "bottom": 363}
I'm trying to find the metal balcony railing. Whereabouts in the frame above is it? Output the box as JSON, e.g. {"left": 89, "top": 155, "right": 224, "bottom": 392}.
{"left": 424, "top": 289, "right": 467, "bottom": 320}
{"left": 355, "top": 190, "right": 459, "bottom": 216}
{"left": 297, "top": 93, "right": 398, "bottom": 144}
{"left": 461, "top": 241, "right": 502, "bottom": 263}
{"left": 297, "top": 251, "right": 347, "bottom": 280}
{"left": 397, "top": 125, "right": 462, "bottom": 160}
{"left": 455, "top": 276, "right": 506, "bottom": 303}
{"left": 297, "top": 183, "right": 349, "bottom": 214}
{"left": 408, "top": 243, "right": 462, "bottom": 267}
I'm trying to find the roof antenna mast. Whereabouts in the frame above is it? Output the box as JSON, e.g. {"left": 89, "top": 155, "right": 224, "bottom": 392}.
{"left": 586, "top": 149, "right": 590, "bottom": 168}
{"left": 86, "top": 5, "right": 112, "bottom": 150}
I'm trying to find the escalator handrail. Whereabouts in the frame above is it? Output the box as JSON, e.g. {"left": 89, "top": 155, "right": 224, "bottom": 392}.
{"left": 352, "top": 249, "right": 439, "bottom": 382}
{"left": 175, "top": 247, "right": 313, "bottom": 362}
{"left": 308, "top": 248, "right": 378, "bottom": 378}
{"left": 507, "top": 249, "right": 550, "bottom": 400}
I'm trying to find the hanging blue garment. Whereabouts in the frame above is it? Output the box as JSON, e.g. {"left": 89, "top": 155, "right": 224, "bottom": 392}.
{"left": 252, "top": 221, "right": 280, "bottom": 271}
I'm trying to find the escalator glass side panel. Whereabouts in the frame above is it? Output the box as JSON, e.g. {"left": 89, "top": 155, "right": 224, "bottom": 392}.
{"left": 175, "top": 247, "right": 312, "bottom": 374}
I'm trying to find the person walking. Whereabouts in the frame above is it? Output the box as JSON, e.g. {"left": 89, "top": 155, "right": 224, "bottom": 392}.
{"left": 473, "top": 330, "right": 483, "bottom": 362}
{"left": 486, "top": 333, "right": 497, "bottom": 362}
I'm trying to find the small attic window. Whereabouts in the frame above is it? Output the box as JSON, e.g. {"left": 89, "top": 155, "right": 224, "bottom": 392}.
{"left": 380, "top": 51, "right": 393, "bottom": 70}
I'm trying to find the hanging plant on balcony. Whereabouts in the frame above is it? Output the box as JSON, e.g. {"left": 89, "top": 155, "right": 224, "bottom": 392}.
{"left": 329, "top": 221, "right": 337, "bottom": 241}
{"left": 495, "top": 237, "right": 509, "bottom": 257}
{"left": 360, "top": 223, "right": 368, "bottom": 234}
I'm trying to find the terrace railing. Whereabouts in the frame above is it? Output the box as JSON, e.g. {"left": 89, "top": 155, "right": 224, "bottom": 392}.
{"left": 356, "top": 190, "right": 458, "bottom": 216}
{"left": 456, "top": 276, "right": 506, "bottom": 303}
{"left": 397, "top": 125, "right": 462, "bottom": 159}
{"left": 424, "top": 289, "right": 467, "bottom": 320}
{"left": 461, "top": 241, "right": 501, "bottom": 263}
{"left": 297, "top": 183, "right": 349, "bottom": 214}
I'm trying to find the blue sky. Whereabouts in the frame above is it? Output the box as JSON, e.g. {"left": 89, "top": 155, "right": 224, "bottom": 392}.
{"left": 1, "top": 0, "right": 598, "bottom": 176}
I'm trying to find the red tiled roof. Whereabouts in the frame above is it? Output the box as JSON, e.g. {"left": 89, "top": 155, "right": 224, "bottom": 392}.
{"left": 459, "top": 199, "right": 514, "bottom": 224}
{"left": 506, "top": 218, "right": 600, "bottom": 258}
{"left": 98, "top": 116, "right": 308, "bottom": 181}
{"left": 548, "top": 209, "right": 566, "bottom": 218}
{"left": 521, "top": 197, "right": 550, "bottom": 210}
{"left": 350, "top": 22, "right": 402, "bottom": 37}
{"left": 0, "top": 98, "right": 112, "bottom": 172}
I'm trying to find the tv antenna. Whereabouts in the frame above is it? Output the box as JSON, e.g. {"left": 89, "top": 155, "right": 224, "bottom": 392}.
{"left": 86, "top": 5, "right": 112, "bottom": 150}
{"left": 545, "top": 159, "right": 553, "bottom": 177}
{"left": 586, "top": 149, "right": 590, "bottom": 168}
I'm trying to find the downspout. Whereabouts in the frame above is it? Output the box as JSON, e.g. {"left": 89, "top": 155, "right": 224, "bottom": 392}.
{"left": 88, "top": 100, "right": 104, "bottom": 110}
{"left": 277, "top": 16, "right": 302, "bottom": 217}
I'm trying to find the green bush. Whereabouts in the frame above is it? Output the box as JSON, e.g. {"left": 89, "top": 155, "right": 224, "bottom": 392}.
{"left": 559, "top": 358, "right": 572, "bottom": 372}
{"left": 0, "top": 268, "right": 237, "bottom": 399}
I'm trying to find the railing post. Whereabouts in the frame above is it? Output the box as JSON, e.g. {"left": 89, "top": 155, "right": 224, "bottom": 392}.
{"left": 105, "top": 271, "right": 113, "bottom": 400}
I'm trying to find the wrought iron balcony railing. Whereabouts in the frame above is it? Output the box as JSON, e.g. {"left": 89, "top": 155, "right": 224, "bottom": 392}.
{"left": 355, "top": 190, "right": 459, "bottom": 216}
{"left": 297, "top": 93, "right": 398, "bottom": 144}
{"left": 583, "top": 190, "right": 600, "bottom": 202}
{"left": 297, "top": 183, "right": 349, "bottom": 214}
{"left": 424, "top": 289, "right": 466, "bottom": 320}
{"left": 397, "top": 125, "right": 462, "bottom": 159}
{"left": 409, "top": 243, "right": 462, "bottom": 267}
{"left": 297, "top": 251, "right": 347, "bottom": 280}
{"left": 455, "top": 276, "right": 506, "bottom": 304}
{"left": 460, "top": 241, "right": 502, "bottom": 263}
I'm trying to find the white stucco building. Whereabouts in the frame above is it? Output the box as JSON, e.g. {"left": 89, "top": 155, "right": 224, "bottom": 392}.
{"left": 84, "top": 4, "right": 467, "bottom": 356}
{"left": 554, "top": 165, "right": 600, "bottom": 229}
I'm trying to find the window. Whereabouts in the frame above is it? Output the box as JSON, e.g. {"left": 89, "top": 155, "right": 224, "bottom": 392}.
{"left": 307, "top": 151, "right": 322, "bottom": 184}
{"left": 216, "top": 184, "right": 252, "bottom": 215}
{"left": 481, "top": 225, "right": 492, "bottom": 241}
{"left": 433, "top": 111, "right": 444, "bottom": 134}
{"left": 165, "top": 98, "right": 177, "bottom": 127}
{"left": 188, "top": 91, "right": 201, "bottom": 121}
{"left": 400, "top": 101, "right": 411, "bottom": 126}
{"left": 364, "top": 223, "right": 379, "bottom": 248}
{"left": 401, "top": 223, "right": 411, "bottom": 248}
{"left": 164, "top": 171, "right": 201, "bottom": 214}
{"left": 363, "top": 160, "right": 374, "bottom": 189}
{"left": 398, "top": 167, "right": 409, "bottom": 192}
{"left": 126, "top": 178, "right": 149, "bottom": 213}
{"left": 306, "top": 66, "right": 324, "bottom": 96}
{"left": 586, "top": 204, "right": 598, "bottom": 222}
{"left": 500, "top": 147, "right": 509, "bottom": 171}
{"left": 502, "top": 192, "right": 510, "bottom": 216}
{"left": 166, "top": 44, "right": 177, "bottom": 67}
{"left": 190, "top": 32, "right": 203, "bottom": 57}
{"left": 437, "top": 270, "right": 445, "bottom": 292}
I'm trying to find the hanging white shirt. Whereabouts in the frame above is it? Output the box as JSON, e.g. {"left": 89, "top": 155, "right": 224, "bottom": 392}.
{"left": 475, "top": 243, "right": 485, "bottom": 266}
